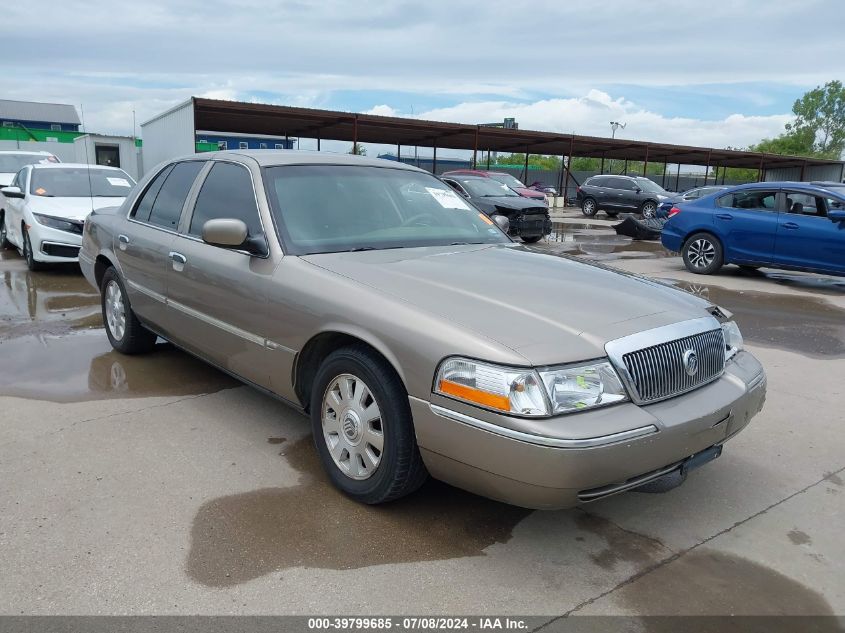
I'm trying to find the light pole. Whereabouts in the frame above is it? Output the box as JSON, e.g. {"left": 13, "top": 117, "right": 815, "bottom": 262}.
{"left": 609, "top": 121, "right": 626, "bottom": 173}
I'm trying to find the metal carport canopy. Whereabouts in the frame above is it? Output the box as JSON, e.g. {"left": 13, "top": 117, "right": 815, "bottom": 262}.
{"left": 192, "top": 97, "right": 841, "bottom": 171}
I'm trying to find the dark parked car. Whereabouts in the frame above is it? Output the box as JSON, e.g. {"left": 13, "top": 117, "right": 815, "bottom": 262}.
{"left": 442, "top": 175, "right": 551, "bottom": 243}
{"left": 528, "top": 181, "right": 557, "bottom": 195}
{"left": 576, "top": 175, "right": 671, "bottom": 219}
{"left": 657, "top": 186, "right": 729, "bottom": 218}
{"left": 441, "top": 169, "right": 548, "bottom": 204}
{"left": 661, "top": 181, "right": 845, "bottom": 276}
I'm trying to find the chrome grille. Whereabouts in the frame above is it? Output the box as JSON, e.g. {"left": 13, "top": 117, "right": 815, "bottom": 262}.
{"left": 622, "top": 329, "right": 725, "bottom": 403}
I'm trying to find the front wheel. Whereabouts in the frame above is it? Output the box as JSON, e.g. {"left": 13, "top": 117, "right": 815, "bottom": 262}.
{"left": 311, "top": 345, "right": 427, "bottom": 504}
{"left": 641, "top": 201, "right": 657, "bottom": 219}
{"left": 100, "top": 267, "right": 158, "bottom": 354}
{"left": 22, "top": 226, "right": 44, "bottom": 271}
{"left": 682, "top": 232, "right": 724, "bottom": 275}
{"left": 521, "top": 235, "right": 543, "bottom": 243}
{"left": 0, "top": 214, "right": 10, "bottom": 250}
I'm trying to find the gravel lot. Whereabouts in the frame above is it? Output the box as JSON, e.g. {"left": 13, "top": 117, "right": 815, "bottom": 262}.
{"left": 1, "top": 213, "right": 842, "bottom": 618}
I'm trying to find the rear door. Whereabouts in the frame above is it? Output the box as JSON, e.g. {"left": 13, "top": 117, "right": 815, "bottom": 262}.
{"left": 602, "top": 177, "right": 628, "bottom": 209}
{"left": 772, "top": 190, "right": 845, "bottom": 274}
{"left": 165, "top": 159, "right": 276, "bottom": 389}
{"left": 712, "top": 189, "right": 779, "bottom": 264}
{"left": 119, "top": 160, "right": 205, "bottom": 333}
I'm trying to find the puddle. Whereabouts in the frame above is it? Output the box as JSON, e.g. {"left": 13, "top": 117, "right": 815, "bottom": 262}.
{"left": 543, "top": 222, "right": 674, "bottom": 260}
{"left": 616, "top": 548, "right": 836, "bottom": 617}
{"left": 0, "top": 263, "right": 101, "bottom": 339}
{"left": 186, "top": 436, "right": 531, "bottom": 586}
{"left": 575, "top": 512, "right": 670, "bottom": 571}
{"left": 0, "top": 329, "right": 237, "bottom": 402}
{"left": 667, "top": 282, "right": 845, "bottom": 358}
{"left": 787, "top": 529, "right": 812, "bottom": 546}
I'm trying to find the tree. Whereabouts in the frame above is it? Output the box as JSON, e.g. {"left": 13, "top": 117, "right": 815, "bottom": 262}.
{"left": 786, "top": 80, "right": 845, "bottom": 158}
{"left": 494, "top": 153, "right": 562, "bottom": 170}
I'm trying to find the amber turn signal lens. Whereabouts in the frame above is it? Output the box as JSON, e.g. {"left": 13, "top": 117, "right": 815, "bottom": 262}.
{"left": 438, "top": 379, "right": 510, "bottom": 412}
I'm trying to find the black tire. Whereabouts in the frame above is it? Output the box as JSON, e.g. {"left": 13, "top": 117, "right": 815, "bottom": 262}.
{"left": 0, "top": 213, "right": 10, "bottom": 250}
{"left": 22, "top": 226, "right": 45, "bottom": 271}
{"left": 738, "top": 265, "right": 761, "bottom": 272}
{"left": 605, "top": 211, "right": 619, "bottom": 218}
{"left": 100, "top": 267, "right": 157, "bottom": 354}
{"left": 641, "top": 200, "right": 657, "bottom": 219}
{"left": 521, "top": 235, "right": 543, "bottom": 243}
{"left": 581, "top": 198, "right": 598, "bottom": 217}
{"left": 682, "top": 232, "right": 724, "bottom": 275}
{"left": 310, "top": 344, "right": 428, "bottom": 504}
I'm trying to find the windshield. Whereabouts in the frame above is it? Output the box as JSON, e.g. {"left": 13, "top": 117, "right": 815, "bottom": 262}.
{"left": 264, "top": 165, "right": 511, "bottom": 255}
{"left": 460, "top": 178, "right": 518, "bottom": 198}
{"left": 635, "top": 178, "right": 667, "bottom": 194}
{"left": 488, "top": 173, "right": 526, "bottom": 188}
{"left": 30, "top": 168, "right": 135, "bottom": 197}
{"left": 0, "top": 153, "right": 57, "bottom": 173}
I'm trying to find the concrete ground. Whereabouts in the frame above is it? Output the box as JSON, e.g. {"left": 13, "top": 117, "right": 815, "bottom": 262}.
{"left": 0, "top": 218, "right": 843, "bottom": 618}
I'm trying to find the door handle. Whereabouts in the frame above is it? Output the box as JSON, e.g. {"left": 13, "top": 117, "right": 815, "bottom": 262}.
{"left": 782, "top": 222, "right": 799, "bottom": 230}
{"left": 118, "top": 234, "right": 130, "bottom": 250}
{"left": 169, "top": 251, "right": 187, "bottom": 271}
{"left": 715, "top": 213, "right": 733, "bottom": 220}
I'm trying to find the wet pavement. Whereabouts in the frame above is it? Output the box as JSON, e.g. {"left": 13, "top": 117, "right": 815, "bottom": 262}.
{"left": 1, "top": 233, "right": 844, "bottom": 616}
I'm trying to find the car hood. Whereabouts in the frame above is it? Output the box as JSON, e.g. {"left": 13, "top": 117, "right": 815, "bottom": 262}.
{"left": 475, "top": 195, "right": 549, "bottom": 211}
{"left": 303, "top": 244, "right": 714, "bottom": 365}
{"left": 515, "top": 187, "right": 547, "bottom": 200}
{"left": 27, "top": 196, "right": 127, "bottom": 221}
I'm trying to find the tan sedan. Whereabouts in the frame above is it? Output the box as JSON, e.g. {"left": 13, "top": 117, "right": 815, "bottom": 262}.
{"left": 80, "top": 151, "right": 766, "bottom": 509}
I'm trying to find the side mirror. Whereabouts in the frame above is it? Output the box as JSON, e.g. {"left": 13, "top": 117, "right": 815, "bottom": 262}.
{"left": 828, "top": 209, "right": 845, "bottom": 222}
{"left": 1, "top": 186, "right": 24, "bottom": 199}
{"left": 492, "top": 214, "right": 510, "bottom": 233}
{"left": 634, "top": 187, "right": 642, "bottom": 194}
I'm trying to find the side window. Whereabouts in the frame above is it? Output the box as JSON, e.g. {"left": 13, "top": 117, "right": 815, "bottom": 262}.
{"left": 717, "top": 190, "right": 777, "bottom": 211}
{"left": 592, "top": 176, "right": 609, "bottom": 187}
{"left": 10, "top": 168, "right": 25, "bottom": 190}
{"left": 132, "top": 164, "right": 174, "bottom": 222}
{"left": 684, "top": 190, "right": 701, "bottom": 200}
{"left": 188, "top": 162, "right": 262, "bottom": 237}
{"left": 442, "top": 179, "right": 467, "bottom": 197}
{"left": 609, "top": 178, "right": 635, "bottom": 191}
{"left": 147, "top": 162, "right": 204, "bottom": 230}
{"left": 784, "top": 192, "right": 823, "bottom": 217}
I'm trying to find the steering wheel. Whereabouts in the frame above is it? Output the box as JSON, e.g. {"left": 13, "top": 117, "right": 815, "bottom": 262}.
{"left": 400, "top": 212, "right": 438, "bottom": 227}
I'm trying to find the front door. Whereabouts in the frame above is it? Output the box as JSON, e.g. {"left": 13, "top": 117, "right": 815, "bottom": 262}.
{"left": 118, "top": 160, "right": 204, "bottom": 334}
{"left": 772, "top": 190, "right": 845, "bottom": 274}
{"left": 712, "top": 189, "right": 779, "bottom": 265}
{"left": 166, "top": 160, "right": 276, "bottom": 389}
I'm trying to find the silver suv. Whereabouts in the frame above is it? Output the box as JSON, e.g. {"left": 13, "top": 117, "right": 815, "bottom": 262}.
{"left": 80, "top": 151, "right": 766, "bottom": 509}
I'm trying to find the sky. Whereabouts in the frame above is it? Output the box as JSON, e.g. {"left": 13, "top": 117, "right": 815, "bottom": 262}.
{"left": 2, "top": 0, "right": 843, "bottom": 157}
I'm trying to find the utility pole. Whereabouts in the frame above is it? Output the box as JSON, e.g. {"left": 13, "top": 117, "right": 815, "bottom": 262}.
{"left": 609, "top": 121, "right": 626, "bottom": 174}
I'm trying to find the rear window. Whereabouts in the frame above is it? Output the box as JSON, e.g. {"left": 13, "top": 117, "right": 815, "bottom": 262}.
{"left": 717, "top": 190, "right": 777, "bottom": 210}
{"left": 587, "top": 176, "right": 608, "bottom": 187}
{"left": 29, "top": 168, "right": 135, "bottom": 197}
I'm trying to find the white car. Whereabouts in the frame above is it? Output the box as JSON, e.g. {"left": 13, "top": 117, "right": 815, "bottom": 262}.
{"left": 0, "top": 163, "right": 135, "bottom": 270}
{"left": 0, "top": 150, "right": 60, "bottom": 187}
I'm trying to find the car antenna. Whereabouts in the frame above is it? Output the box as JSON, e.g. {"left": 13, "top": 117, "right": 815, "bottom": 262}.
{"left": 80, "top": 104, "right": 94, "bottom": 213}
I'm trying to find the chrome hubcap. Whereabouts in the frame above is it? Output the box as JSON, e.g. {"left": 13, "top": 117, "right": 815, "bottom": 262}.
{"left": 321, "top": 373, "right": 384, "bottom": 480}
{"left": 584, "top": 200, "right": 595, "bottom": 214}
{"left": 688, "top": 239, "right": 716, "bottom": 269}
{"left": 643, "top": 204, "right": 656, "bottom": 218}
{"left": 104, "top": 280, "right": 126, "bottom": 341}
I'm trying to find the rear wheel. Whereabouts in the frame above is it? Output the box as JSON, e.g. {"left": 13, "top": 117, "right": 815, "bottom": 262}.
{"left": 682, "top": 232, "right": 724, "bottom": 275}
{"left": 311, "top": 344, "right": 428, "bottom": 504}
{"left": 605, "top": 211, "right": 619, "bottom": 218}
{"left": 581, "top": 198, "right": 598, "bottom": 217}
{"left": 100, "top": 267, "right": 158, "bottom": 354}
{"left": 641, "top": 201, "right": 657, "bottom": 219}
{"left": 521, "top": 235, "right": 543, "bottom": 243}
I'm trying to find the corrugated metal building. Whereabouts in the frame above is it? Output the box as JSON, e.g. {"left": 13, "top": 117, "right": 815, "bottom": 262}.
{"left": 73, "top": 134, "right": 142, "bottom": 180}
{"left": 0, "top": 99, "right": 81, "bottom": 132}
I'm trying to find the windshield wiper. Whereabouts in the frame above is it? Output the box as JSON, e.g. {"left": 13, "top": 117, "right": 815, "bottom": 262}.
{"left": 344, "top": 245, "right": 408, "bottom": 252}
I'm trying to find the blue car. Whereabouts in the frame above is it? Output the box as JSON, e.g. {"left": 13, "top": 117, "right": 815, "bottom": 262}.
{"left": 661, "top": 181, "right": 845, "bottom": 276}
{"left": 656, "top": 185, "right": 729, "bottom": 218}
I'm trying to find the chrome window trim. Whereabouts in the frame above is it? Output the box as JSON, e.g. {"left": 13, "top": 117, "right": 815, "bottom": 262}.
{"left": 428, "top": 403, "right": 658, "bottom": 449}
{"left": 605, "top": 316, "right": 723, "bottom": 405}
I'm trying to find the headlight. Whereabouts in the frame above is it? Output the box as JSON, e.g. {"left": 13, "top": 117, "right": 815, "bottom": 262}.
{"left": 539, "top": 361, "right": 628, "bottom": 414}
{"left": 32, "top": 213, "right": 79, "bottom": 233}
{"left": 721, "top": 321, "right": 743, "bottom": 361}
{"left": 435, "top": 358, "right": 548, "bottom": 416}
{"left": 434, "top": 357, "right": 629, "bottom": 417}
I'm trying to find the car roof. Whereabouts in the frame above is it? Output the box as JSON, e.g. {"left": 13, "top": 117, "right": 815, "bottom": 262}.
{"left": 442, "top": 169, "right": 490, "bottom": 176}
{"left": 199, "top": 150, "right": 426, "bottom": 172}
{"left": 444, "top": 174, "right": 487, "bottom": 181}
{"left": 29, "top": 162, "right": 126, "bottom": 171}
{"left": 0, "top": 150, "right": 55, "bottom": 156}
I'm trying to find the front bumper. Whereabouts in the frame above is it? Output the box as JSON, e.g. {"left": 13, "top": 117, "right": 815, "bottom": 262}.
{"left": 411, "top": 351, "right": 766, "bottom": 509}
{"left": 29, "top": 223, "right": 82, "bottom": 263}
{"left": 510, "top": 213, "right": 552, "bottom": 238}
